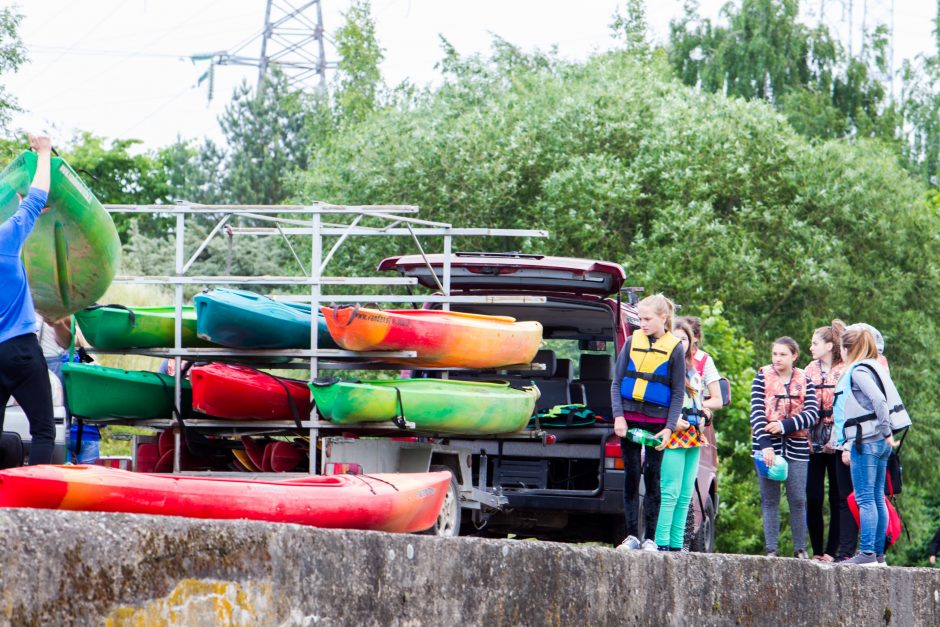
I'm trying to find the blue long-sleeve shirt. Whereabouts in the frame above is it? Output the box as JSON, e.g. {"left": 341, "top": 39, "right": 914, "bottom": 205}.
{"left": 0, "top": 187, "right": 48, "bottom": 344}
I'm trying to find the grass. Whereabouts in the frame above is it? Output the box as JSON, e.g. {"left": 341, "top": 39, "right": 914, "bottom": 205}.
{"left": 99, "top": 425, "right": 155, "bottom": 457}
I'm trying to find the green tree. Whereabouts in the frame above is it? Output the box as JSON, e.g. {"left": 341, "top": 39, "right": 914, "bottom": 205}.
{"left": 298, "top": 43, "right": 940, "bottom": 562}
{"left": 218, "top": 71, "right": 310, "bottom": 205}
{"left": 900, "top": 4, "right": 940, "bottom": 186}
{"left": 610, "top": 0, "right": 651, "bottom": 60}
{"left": 334, "top": 0, "right": 384, "bottom": 125}
{"left": 0, "top": 7, "right": 25, "bottom": 131}
{"left": 61, "top": 133, "right": 167, "bottom": 239}
{"left": 668, "top": 0, "right": 896, "bottom": 143}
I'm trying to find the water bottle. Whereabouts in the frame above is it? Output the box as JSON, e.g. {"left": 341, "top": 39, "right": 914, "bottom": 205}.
{"left": 626, "top": 428, "right": 662, "bottom": 447}
{"left": 768, "top": 456, "right": 789, "bottom": 482}
{"left": 754, "top": 453, "right": 789, "bottom": 481}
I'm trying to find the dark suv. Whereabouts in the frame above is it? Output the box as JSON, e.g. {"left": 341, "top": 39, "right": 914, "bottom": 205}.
{"left": 379, "top": 252, "right": 718, "bottom": 549}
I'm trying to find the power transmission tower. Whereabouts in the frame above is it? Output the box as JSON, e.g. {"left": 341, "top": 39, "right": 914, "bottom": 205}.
{"left": 193, "top": 0, "right": 337, "bottom": 99}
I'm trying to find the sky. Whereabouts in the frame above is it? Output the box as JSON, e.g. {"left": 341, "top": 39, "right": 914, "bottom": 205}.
{"left": 3, "top": 0, "right": 936, "bottom": 150}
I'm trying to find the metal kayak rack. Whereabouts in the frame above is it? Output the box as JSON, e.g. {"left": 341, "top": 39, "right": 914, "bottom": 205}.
{"left": 95, "top": 200, "right": 548, "bottom": 475}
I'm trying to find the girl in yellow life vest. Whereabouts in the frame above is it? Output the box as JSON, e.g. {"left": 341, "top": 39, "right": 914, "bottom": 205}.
{"left": 611, "top": 294, "right": 686, "bottom": 551}
{"left": 654, "top": 319, "right": 706, "bottom": 551}
{"left": 750, "top": 337, "right": 819, "bottom": 558}
{"left": 805, "top": 321, "right": 846, "bottom": 562}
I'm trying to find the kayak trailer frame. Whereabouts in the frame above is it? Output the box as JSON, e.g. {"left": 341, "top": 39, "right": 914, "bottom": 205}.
{"left": 97, "top": 201, "right": 548, "bottom": 527}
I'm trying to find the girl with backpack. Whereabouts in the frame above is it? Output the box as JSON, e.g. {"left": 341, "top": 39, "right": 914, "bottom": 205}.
{"left": 611, "top": 294, "right": 686, "bottom": 551}
{"left": 804, "top": 321, "right": 846, "bottom": 562}
{"left": 832, "top": 327, "right": 907, "bottom": 566}
{"left": 679, "top": 316, "right": 724, "bottom": 418}
{"left": 653, "top": 319, "right": 706, "bottom": 551}
{"left": 750, "top": 337, "right": 819, "bottom": 558}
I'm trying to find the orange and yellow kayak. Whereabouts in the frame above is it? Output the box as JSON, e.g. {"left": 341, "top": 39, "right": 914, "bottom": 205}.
{"left": 0, "top": 465, "right": 449, "bottom": 533}
{"left": 321, "top": 306, "right": 543, "bottom": 368}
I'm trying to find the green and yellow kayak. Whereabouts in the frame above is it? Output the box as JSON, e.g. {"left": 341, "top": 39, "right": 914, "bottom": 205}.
{"left": 0, "top": 151, "right": 121, "bottom": 320}
{"left": 75, "top": 305, "right": 215, "bottom": 349}
{"left": 62, "top": 362, "right": 191, "bottom": 421}
{"left": 310, "top": 378, "right": 537, "bottom": 435}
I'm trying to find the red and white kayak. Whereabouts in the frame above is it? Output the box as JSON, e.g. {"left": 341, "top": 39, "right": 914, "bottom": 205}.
{"left": 191, "top": 363, "right": 311, "bottom": 421}
{"left": 0, "top": 465, "right": 449, "bottom": 533}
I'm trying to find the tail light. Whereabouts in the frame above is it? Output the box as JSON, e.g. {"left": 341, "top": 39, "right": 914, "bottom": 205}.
{"left": 324, "top": 462, "right": 363, "bottom": 476}
{"left": 604, "top": 436, "right": 624, "bottom": 470}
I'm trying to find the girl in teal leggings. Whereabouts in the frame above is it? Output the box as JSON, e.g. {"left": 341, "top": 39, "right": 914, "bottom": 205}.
{"left": 655, "top": 319, "right": 705, "bottom": 550}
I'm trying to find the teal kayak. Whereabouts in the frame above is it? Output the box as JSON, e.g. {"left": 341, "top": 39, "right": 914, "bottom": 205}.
{"left": 194, "top": 288, "right": 336, "bottom": 349}
{"left": 0, "top": 151, "right": 121, "bottom": 320}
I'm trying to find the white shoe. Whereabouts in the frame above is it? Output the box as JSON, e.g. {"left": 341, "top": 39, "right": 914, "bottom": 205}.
{"left": 641, "top": 539, "right": 659, "bottom": 552}
{"left": 617, "top": 535, "right": 641, "bottom": 551}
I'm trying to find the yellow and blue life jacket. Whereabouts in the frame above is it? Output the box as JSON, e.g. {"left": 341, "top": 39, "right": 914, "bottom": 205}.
{"left": 620, "top": 329, "right": 681, "bottom": 408}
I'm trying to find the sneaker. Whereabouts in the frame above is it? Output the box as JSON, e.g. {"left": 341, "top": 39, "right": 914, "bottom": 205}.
{"left": 617, "top": 535, "right": 641, "bottom": 551}
{"left": 876, "top": 554, "right": 888, "bottom": 567}
{"left": 842, "top": 552, "right": 879, "bottom": 567}
{"left": 657, "top": 545, "right": 670, "bottom": 552}
{"left": 794, "top": 550, "right": 809, "bottom": 560}
{"left": 680, "top": 546, "right": 691, "bottom": 554}
{"left": 641, "top": 539, "right": 659, "bottom": 552}
{"left": 765, "top": 549, "right": 778, "bottom": 557}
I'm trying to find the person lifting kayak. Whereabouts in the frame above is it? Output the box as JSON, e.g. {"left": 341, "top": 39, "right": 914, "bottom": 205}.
{"left": 0, "top": 134, "right": 55, "bottom": 465}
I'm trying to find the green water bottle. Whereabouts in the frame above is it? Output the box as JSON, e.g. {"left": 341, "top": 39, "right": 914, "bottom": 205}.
{"left": 626, "top": 427, "right": 662, "bottom": 447}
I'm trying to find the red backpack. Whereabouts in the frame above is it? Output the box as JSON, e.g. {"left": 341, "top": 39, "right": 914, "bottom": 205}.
{"left": 847, "top": 492, "right": 902, "bottom": 546}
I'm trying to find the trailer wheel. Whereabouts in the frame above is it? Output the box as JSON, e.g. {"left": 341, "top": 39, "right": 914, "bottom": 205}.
{"left": 423, "top": 465, "right": 461, "bottom": 537}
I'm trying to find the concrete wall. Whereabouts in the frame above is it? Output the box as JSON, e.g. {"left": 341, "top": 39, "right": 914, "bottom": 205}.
{"left": 0, "top": 508, "right": 937, "bottom": 626}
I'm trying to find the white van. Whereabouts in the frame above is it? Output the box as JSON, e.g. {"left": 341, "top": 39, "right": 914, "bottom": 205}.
{"left": 4, "top": 370, "right": 68, "bottom": 464}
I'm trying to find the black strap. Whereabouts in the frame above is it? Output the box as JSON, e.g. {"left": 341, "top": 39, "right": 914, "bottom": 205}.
{"left": 818, "top": 409, "right": 833, "bottom": 418}
{"left": 83, "top": 303, "right": 136, "bottom": 327}
{"left": 330, "top": 303, "right": 361, "bottom": 328}
{"left": 633, "top": 346, "right": 669, "bottom": 356}
{"left": 625, "top": 369, "right": 670, "bottom": 386}
{"left": 682, "top": 407, "right": 703, "bottom": 418}
{"left": 245, "top": 367, "right": 304, "bottom": 430}
{"left": 391, "top": 386, "right": 408, "bottom": 429}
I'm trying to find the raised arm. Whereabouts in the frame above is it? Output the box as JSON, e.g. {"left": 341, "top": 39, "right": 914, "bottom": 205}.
{"left": 0, "top": 134, "right": 52, "bottom": 250}
{"left": 28, "top": 134, "right": 52, "bottom": 194}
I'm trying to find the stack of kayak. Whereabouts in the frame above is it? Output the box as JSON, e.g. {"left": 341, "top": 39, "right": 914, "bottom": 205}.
{"left": 66, "top": 286, "right": 547, "bottom": 472}
{"left": 0, "top": 465, "right": 450, "bottom": 533}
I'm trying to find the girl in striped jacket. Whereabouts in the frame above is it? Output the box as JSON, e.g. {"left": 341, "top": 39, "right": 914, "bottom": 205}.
{"left": 750, "top": 337, "right": 819, "bottom": 558}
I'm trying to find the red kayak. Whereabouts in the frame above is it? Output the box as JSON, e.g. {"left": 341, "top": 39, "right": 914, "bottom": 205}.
{"left": 0, "top": 465, "right": 450, "bottom": 533}
{"left": 191, "top": 363, "right": 311, "bottom": 421}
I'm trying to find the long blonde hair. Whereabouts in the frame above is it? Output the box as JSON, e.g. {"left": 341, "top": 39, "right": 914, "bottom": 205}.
{"left": 841, "top": 327, "right": 879, "bottom": 365}
{"left": 637, "top": 293, "right": 676, "bottom": 332}
{"left": 673, "top": 318, "right": 698, "bottom": 398}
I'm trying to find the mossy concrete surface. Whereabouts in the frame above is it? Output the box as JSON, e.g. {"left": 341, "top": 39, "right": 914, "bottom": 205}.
{"left": 0, "top": 508, "right": 936, "bottom": 626}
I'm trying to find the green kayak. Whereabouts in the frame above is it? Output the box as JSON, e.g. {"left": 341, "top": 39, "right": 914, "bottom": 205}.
{"left": 62, "top": 362, "right": 192, "bottom": 421}
{"left": 75, "top": 305, "right": 215, "bottom": 349}
{"left": 310, "top": 378, "right": 537, "bottom": 435}
{"left": 0, "top": 151, "right": 121, "bottom": 320}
